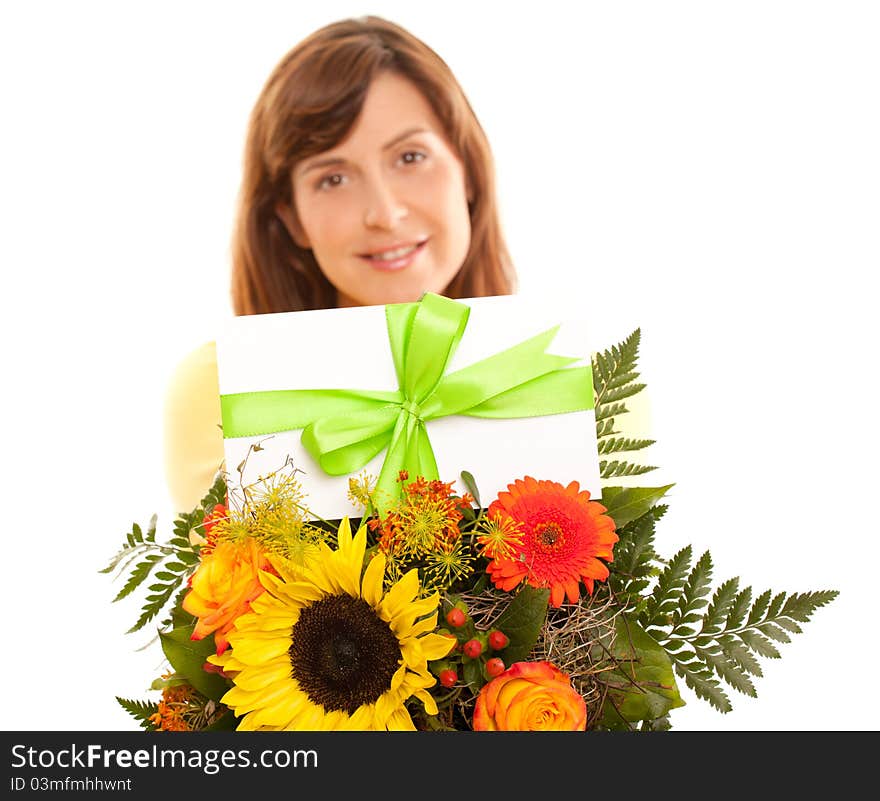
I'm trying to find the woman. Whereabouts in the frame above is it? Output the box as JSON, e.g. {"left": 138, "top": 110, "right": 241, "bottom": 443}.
{"left": 164, "top": 16, "right": 517, "bottom": 511}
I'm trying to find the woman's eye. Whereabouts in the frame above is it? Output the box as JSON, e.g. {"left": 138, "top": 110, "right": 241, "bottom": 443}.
{"left": 317, "top": 173, "right": 346, "bottom": 190}
{"left": 399, "top": 150, "right": 426, "bottom": 166}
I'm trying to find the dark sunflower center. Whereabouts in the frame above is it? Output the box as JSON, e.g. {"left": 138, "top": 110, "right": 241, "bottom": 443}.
{"left": 535, "top": 521, "right": 565, "bottom": 551}
{"left": 289, "top": 594, "right": 400, "bottom": 714}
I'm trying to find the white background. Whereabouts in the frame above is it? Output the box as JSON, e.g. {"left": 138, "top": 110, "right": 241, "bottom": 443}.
{"left": 1, "top": 1, "right": 877, "bottom": 731}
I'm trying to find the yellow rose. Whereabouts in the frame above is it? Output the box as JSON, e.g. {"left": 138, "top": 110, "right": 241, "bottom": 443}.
{"left": 472, "top": 660, "right": 587, "bottom": 731}
{"left": 182, "top": 538, "right": 271, "bottom": 655}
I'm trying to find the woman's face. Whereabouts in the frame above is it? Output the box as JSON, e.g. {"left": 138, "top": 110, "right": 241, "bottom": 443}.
{"left": 289, "top": 71, "right": 472, "bottom": 307}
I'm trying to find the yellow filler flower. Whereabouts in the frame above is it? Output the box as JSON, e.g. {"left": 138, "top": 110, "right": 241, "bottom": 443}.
{"left": 208, "top": 519, "right": 452, "bottom": 730}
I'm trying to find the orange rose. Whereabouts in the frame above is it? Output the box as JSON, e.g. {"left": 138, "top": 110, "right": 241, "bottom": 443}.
{"left": 472, "top": 660, "right": 587, "bottom": 731}
{"left": 182, "top": 538, "right": 271, "bottom": 655}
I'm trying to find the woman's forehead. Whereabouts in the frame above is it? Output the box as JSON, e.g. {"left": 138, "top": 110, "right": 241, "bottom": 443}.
{"left": 294, "top": 73, "right": 448, "bottom": 173}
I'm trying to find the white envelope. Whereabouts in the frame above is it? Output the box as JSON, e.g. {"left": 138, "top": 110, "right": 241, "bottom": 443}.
{"left": 215, "top": 294, "right": 601, "bottom": 520}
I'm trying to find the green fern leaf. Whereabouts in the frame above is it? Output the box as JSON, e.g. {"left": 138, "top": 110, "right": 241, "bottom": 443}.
{"left": 600, "top": 461, "right": 658, "bottom": 478}
{"left": 747, "top": 589, "right": 772, "bottom": 626}
{"left": 719, "top": 636, "right": 763, "bottom": 678}
{"left": 600, "top": 383, "right": 647, "bottom": 404}
{"left": 643, "top": 546, "right": 693, "bottom": 629}
{"left": 739, "top": 629, "right": 781, "bottom": 659}
{"left": 200, "top": 472, "right": 228, "bottom": 511}
{"left": 767, "top": 591, "right": 787, "bottom": 620}
{"left": 597, "top": 436, "right": 656, "bottom": 455}
{"left": 726, "top": 587, "right": 753, "bottom": 630}
{"left": 610, "top": 510, "right": 660, "bottom": 605}
{"left": 704, "top": 577, "right": 741, "bottom": 633}
{"left": 604, "top": 369, "right": 641, "bottom": 391}
{"left": 672, "top": 656, "right": 732, "bottom": 713}
{"left": 758, "top": 622, "right": 793, "bottom": 644}
{"left": 595, "top": 402, "right": 626, "bottom": 423}
{"left": 111, "top": 554, "right": 163, "bottom": 603}
{"left": 595, "top": 418, "right": 617, "bottom": 438}
{"left": 127, "top": 581, "right": 179, "bottom": 634}
{"left": 100, "top": 516, "right": 161, "bottom": 575}
{"left": 775, "top": 617, "right": 804, "bottom": 634}
{"left": 781, "top": 591, "right": 839, "bottom": 622}
{"left": 593, "top": 329, "right": 641, "bottom": 390}
{"left": 673, "top": 551, "right": 713, "bottom": 627}
{"left": 115, "top": 697, "right": 159, "bottom": 731}
{"left": 700, "top": 649, "right": 757, "bottom": 697}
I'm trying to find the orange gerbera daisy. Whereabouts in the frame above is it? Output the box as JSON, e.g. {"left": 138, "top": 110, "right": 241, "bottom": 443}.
{"left": 485, "top": 476, "right": 618, "bottom": 607}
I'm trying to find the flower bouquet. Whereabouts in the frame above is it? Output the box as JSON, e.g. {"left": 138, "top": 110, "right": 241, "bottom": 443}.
{"left": 102, "top": 328, "right": 837, "bottom": 731}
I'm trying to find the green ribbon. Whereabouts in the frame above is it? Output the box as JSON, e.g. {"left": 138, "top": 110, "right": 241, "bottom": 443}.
{"left": 220, "top": 293, "right": 593, "bottom": 511}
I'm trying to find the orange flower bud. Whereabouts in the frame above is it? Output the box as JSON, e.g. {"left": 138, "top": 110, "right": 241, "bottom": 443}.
{"left": 472, "top": 660, "right": 586, "bottom": 731}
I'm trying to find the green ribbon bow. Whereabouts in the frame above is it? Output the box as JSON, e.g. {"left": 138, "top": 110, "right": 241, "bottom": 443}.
{"left": 220, "top": 293, "right": 593, "bottom": 512}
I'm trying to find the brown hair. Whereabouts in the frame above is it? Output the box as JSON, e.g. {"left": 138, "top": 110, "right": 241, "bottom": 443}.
{"left": 230, "top": 16, "right": 516, "bottom": 314}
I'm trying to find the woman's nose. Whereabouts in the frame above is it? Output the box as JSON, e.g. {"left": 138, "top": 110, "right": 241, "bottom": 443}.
{"left": 363, "top": 177, "right": 407, "bottom": 230}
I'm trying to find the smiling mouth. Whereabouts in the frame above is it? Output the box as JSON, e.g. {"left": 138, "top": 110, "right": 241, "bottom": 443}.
{"left": 359, "top": 240, "right": 428, "bottom": 271}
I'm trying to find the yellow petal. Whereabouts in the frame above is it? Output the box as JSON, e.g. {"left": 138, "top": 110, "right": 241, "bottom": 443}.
{"left": 416, "top": 632, "right": 456, "bottom": 661}
{"left": 404, "top": 612, "right": 439, "bottom": 638}
{"left": 229, "top": 635, "right": 291, "bottom": 664}
{"left": 414, "top": 689, "right": 438, "bottom": 716}
{"left": 231, "top": 658, "right": 295, "bottom": 691}
{"left": 360, "top": 552, "right": 386, "bottom": 608}
{"left": 379, "top": 569, "right": 419, "bottom": 621}
{"left": 388, "top": 593, "right": 439, "bottom": 634}
{"left": 386, "top": 707, "right": 416, "bottom": 731}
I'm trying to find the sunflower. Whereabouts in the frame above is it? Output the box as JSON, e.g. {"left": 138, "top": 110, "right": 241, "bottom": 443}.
{"left": 485, "top": 476, "right": 618, "bottom": 607}
{"left": 207, "top": 518, "right": 452, "bottom": 730}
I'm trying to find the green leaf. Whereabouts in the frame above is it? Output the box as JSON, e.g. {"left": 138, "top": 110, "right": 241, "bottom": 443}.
{"left": 600, "top": 383, "right": 647, "bottom": 404}
{"left": 720, "top": 637, "right": 763, "bottom": 678}
{"left": 111, "top": 554, "right": 163, "bottom": 603}
{"left": 673, "top": 660, "right": 732, "bottom": 713}
{"left": 204, "top": 711, "right": 239, "bottom": 731}
{"left": 459, "top": 470, "right": 482, "bottom": 509}
{"left": 597, "top": 436, "right": 656, "bottom": 455}
{"left": 726, "top": 587, "right": 753, "bottom": 630}
{"left": 739, "top": 629, "right": 781, "bottom": 659}
{"left": 159, "top": 626, "right": 230, "bottom": 702}
{"left": 676, "top": 551, "right": 713, "bottom": 621}
{"left": 170, "top": 588, "right": 196, "bottom": 629}
{"left": 595, "top": 418, "right": 617, "bottom": 438}
{"left": 462, "top": 659, "right": 483, "bottom": 692}
{"left": 600, "top": 460, "right": 658, "bottom": 479}
{"left": 704, "top": 577, "right": 741, "bottom": 632}
{"left": 494, "top": 585, "right": 550, "bottom": 664}
{"left": 758, "top": 622, "right": 792, "bottom": 644}
{"left": 594, "top": 402, "right": 626, "bottom": 423}
{"left": 701, "top": 650, "right": 757, "bottom": 698}
{"left": 747, "top": 589, "right": 772, "bottom": 626}
{"left": 775, "top": 617, "right": 804, "bottom": 634}
{"left": 600, "top": 485, "right": 674, "bottom": 529}
{"left": 115, "top": 697, "right": 159, "bottom": 731}
{"left": 598, "top": 616, "right": 685, "bottom": 729}
{"left": 644, "top": 546, "right": 693, "bottom": 629}
{"left": 781, "top": 591, "right": 840, "bottom": 622}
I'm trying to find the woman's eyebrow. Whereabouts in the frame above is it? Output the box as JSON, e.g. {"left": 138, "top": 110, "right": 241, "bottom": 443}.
{"left": 382, "top": 126, "right": 430, "bottom": 150}
{"left": 297, "top": 155, "right": 347, "bottom": 177}
{"left": 297, "top": 127, "right": 431, "bottom": 178}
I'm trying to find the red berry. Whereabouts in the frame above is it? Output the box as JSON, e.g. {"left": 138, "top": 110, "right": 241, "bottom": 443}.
{"left": 463, "top": 639, "right": 483, "bottom": 658}
{"left": 486, "top": 657, "right": 506, "bottom": 678}
{"left": 488, "top": 630, "right": 509, "bottom": 650}
{"left": 445, "top": 608, "right": 466, "bottom": 628}
{"left": 439, "top": 669, "right": 458, "bottom": 688}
